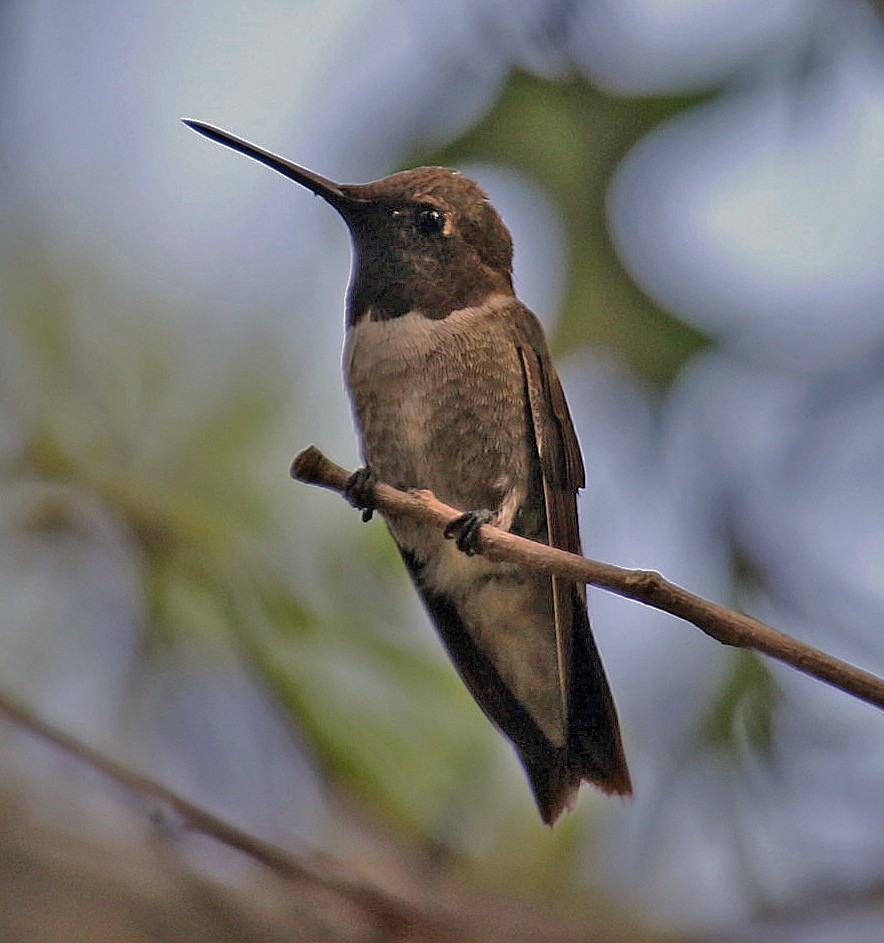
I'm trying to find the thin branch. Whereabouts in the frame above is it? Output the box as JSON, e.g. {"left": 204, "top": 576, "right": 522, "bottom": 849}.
{"left": 0, "top": 689, "right": 443, "bottom": 940}
{"left": 291, "top": 445, "right": 884, "bottom": 713}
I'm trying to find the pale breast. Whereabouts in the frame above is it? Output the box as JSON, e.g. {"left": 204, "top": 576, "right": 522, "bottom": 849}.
{"left": 343, "top": 298, "right": 533, "bottom": 513}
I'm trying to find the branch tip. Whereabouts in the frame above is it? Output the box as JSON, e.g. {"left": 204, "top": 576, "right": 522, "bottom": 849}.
{"left": 290, "top": 445, "right": 323, "bottom": 482}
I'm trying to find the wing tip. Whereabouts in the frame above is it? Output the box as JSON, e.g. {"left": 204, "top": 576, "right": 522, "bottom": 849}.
{"left": 531, "top": 749, "right": 633, "bottom": 826}
{"left": 590, "top": 737, "right": 633, "bottom": 797}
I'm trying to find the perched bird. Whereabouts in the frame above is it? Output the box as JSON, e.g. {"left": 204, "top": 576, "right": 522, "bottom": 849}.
{"left": 184, "top": 120, "right": 631, "bottom": 823}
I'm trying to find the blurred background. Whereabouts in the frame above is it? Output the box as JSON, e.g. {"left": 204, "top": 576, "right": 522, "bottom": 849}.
{"left": 1, "top": 0, "right": 884, "bottom": 939}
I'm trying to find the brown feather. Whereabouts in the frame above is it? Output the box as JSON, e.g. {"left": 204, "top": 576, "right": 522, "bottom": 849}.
{"left": 515, "top": 319, "right": 632, "bottom": 806}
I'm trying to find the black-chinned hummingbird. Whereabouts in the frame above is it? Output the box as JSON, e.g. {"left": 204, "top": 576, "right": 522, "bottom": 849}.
{"left": 184, "top": 119, "right": 631, "bottom": 823}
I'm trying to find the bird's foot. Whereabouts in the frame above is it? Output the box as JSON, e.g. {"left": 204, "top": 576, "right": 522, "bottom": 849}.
{"left": 344, "top": 466, "right": 377, "bottom": 522}
{"left": 443, "top": 508, "right": 495, "bottom": 556}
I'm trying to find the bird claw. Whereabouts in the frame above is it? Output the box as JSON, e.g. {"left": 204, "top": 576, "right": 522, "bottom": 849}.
{"left": 443, "top": 509, "right": 494, "bottom": 556}
{"left": 344, "top": 467, "right": 376, "bottom": 522}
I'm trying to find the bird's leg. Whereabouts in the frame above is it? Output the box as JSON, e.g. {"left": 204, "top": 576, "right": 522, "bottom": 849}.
{"left": 344, "top": 466, "right": 377, "bottom": 522}
{"left": 444, "top": 481, "right": 525, "bottom": 556}
{"left": 443, "top": 508, "right": 495, "bottom": 556}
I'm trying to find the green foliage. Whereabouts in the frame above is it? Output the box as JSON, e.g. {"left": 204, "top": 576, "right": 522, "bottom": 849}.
{"left": 8, "top": 261, "right": 279, "bottom": 647}
{"left": 1, "top": 253, "right": 500, "bottom": 837}
{"left": 700, "top": 649, "right": 781, "bottom": 761}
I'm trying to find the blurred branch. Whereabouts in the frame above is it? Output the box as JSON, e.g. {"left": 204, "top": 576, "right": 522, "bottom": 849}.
{"left": 0, "top": 688, "right": 649, "bottom": 942}
{"left": 292, "top": 446, "right": 884, "bottom": 713}
{"left": 0, "top": 689, "right": 457, "bottom": 942}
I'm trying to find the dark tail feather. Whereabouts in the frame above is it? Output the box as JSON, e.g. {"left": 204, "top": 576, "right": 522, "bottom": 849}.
{"left": 520, "top": 747, "right": 573, "bottom": 825}
{"left": 528, "top": 590, "right": 631, "bottom": 824}
{"left": 398, "top": 546, "right": 629, "bottom": 824}
{"left": 565, "top": 589, "right": 632, "bottom": 795}
{"left": 440, "top": 581, "right": 630, "bottom": 824}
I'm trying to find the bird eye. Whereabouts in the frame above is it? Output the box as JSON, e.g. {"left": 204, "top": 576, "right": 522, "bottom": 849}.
{"left": 416, "top": 207, "right": 446, "bottom": 236}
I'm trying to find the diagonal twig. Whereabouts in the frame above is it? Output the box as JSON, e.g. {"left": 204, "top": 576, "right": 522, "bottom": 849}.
{"left": 291, "top": 445, "right": 884, "bottom": 713}
{"left": 0, "top": 689, "right": 450, "bottom": 939}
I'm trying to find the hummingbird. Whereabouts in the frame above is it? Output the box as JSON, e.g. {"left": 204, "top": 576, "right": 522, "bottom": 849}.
{"left": 184, "top": 119, "right": 631, "bottom": 823}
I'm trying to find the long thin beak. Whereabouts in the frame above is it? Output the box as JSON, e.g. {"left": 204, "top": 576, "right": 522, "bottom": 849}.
{"left": 182, "top": 119, "right": 364, "bottom": 215}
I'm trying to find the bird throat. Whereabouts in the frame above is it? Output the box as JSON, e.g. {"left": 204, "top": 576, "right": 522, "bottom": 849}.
{"left": 347, "top": 254, "right": 510, "bottom": 324}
